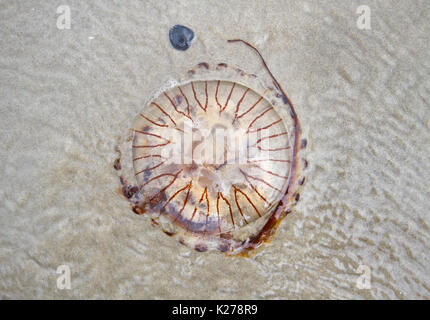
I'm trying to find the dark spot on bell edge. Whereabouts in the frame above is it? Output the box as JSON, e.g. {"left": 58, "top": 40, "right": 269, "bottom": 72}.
{"left": 113, "top": 158, "right": 121, "bottom": 170}
{"left": 169, "top": 25, "right": 194, "bottom": 51}
{"left": 195, "top": 243, "right": 207, "bottom": 252}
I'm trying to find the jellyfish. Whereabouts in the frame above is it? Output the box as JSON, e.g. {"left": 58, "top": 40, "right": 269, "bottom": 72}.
{"left": 115, "top": 39, "right": 306, "bottom": 255}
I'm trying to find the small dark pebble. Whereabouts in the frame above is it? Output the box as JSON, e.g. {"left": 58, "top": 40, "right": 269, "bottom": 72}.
{"left": 169, "top": 25, "right": 194, "bottom": 51}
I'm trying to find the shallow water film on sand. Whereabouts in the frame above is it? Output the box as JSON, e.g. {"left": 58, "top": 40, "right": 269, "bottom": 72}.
{"left": 0, "top": 0, "right": 429, "bottom": 299}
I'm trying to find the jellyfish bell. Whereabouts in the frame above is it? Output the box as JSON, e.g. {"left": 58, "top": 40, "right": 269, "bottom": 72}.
{"left": 115, "top": 40, "right": 306, "bottom": 255}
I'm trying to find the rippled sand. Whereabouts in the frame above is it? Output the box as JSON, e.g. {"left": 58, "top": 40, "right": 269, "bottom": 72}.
{"left": 0, "top": 0, "right": 429, "bottom": 299}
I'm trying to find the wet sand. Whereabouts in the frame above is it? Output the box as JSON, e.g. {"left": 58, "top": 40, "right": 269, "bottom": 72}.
{"left": 0, "top": 0, "right": 429, "bottom": 299}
